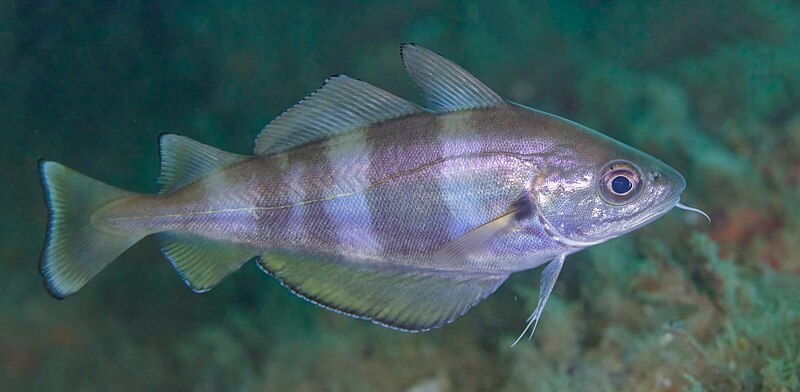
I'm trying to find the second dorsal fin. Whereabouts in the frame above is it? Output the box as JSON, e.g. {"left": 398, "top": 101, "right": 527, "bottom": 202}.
{"left": 400, "top": 43, "right": 506, "bottom": 112}
{"left": 254, "top": 75, "right": 422, "bottom": 156}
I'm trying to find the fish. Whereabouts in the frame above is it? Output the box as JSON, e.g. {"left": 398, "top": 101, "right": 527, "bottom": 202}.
{"left": 38, "top": 44, "right": 706, "bottom": 344}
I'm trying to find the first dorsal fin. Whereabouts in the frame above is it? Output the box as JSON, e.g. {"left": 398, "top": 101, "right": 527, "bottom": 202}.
{"left": 401, "top": 43, "right": 506, "bottom": 112}
{"left": 158, "top": 134, "right": 248, "bottom": 193}
{"left": 254, "top": 75, "right": 422, "bottom": 156}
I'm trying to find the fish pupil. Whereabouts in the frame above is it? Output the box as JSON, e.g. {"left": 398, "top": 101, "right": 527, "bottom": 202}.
{"left": 611, "top": 175, "right": 632, "bottom": 194}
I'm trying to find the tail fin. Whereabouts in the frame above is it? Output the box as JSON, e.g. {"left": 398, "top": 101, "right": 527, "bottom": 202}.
{"left": 39, "top": 161, "right": 146, "bottom": 298}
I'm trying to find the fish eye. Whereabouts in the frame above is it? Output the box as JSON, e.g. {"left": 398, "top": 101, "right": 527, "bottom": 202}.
{"left": 611, "top": 175, "right": 632, "bottom": 194}
{"left": 598, "top": 161, "right": 643, "bottom": 205}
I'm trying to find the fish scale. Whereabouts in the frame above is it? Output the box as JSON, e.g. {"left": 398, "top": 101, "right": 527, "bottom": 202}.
{"left": 37, "top": 44, "right": 698, "bottom": 340}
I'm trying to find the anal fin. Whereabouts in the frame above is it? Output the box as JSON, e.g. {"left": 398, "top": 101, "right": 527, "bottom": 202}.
{"left": 258, "top": 250, "right": 508, "bottom": 331}
{"left": 159, "top": 233, "right": 258, "bottom": 292}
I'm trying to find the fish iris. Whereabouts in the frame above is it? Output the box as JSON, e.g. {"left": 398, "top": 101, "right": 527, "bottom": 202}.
{"left": 598, "top": 160, "right": 644, "bottom": 205}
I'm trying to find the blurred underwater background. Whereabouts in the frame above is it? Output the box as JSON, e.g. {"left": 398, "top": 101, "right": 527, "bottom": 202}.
{"left": 1, "top": 0, "right": 799, "bottom": 390}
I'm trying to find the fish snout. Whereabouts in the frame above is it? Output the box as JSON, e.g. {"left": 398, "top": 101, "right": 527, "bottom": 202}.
{"left": 656, "top": 173, "right": 686, "bottom": 224}
{"left": 648, "top": 162, "right": 686, "bottom": 200}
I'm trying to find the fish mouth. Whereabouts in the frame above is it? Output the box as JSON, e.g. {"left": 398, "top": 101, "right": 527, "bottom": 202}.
{"left": 622, "top": 194, "right": 681, "bottom": 232}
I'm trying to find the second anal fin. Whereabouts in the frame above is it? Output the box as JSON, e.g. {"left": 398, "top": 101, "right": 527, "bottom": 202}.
{"left": 159, "top": 233, "right": 258, "bottom": 292}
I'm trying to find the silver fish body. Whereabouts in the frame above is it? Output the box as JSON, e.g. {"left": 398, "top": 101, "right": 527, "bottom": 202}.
{"left": 38, "top": 44, "right": 688, "bottom": 337}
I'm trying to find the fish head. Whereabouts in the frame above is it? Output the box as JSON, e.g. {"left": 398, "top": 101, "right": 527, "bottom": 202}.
{"left": 531, "top": 123, "right": 686, "bottom": 246}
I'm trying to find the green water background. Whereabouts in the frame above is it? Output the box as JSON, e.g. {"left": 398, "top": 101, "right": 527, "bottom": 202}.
{"left": 2, "top": 1, "right": 799, "bottom": 390}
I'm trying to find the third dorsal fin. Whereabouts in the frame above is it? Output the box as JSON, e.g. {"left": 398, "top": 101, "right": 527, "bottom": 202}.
{"left": 158, "top": 134, "right": 248, "bottom": 193}
{"left": 401, "top": 43, "right": 506, "bottom": 112}
{"left": 254, "top": 75, "right": 422, "bottom": 156}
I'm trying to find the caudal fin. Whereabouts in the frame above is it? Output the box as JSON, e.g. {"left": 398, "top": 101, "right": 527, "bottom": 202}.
{"left": 39, "top": 161, "right": 145, "bottom": 298}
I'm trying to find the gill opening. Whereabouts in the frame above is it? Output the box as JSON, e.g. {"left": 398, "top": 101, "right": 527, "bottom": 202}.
{"left": 527, "top": 173, "right": 603, "bottom": 249}
{"left": 534, "top": 209, "right": 604, "bottom": 248}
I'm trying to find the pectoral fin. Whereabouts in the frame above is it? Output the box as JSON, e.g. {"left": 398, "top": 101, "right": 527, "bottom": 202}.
{"left": 433, "top": 193, "right": 535, "bottom": 267}
{"left": 258, "top": 250, "right": 508, "bottom": 331}
{"left": 433, "top": 210, "right": 518, "bottom": 267}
